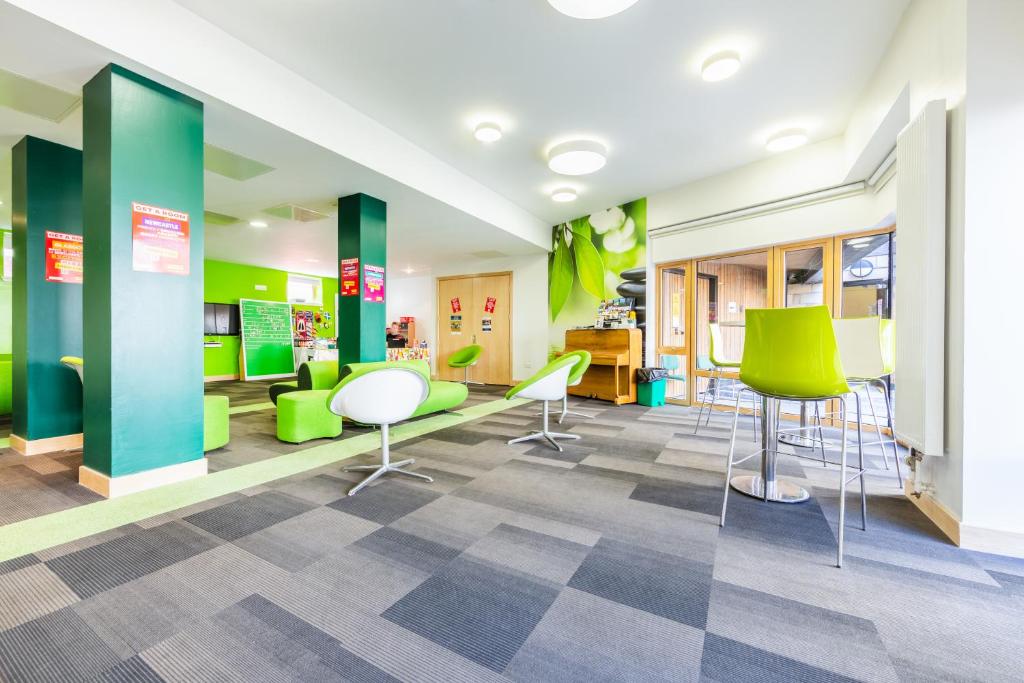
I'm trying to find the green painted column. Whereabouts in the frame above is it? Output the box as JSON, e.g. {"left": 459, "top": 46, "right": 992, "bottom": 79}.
{"left": 337, "top": 193, "right": 387, "bottom": 367}
{"left": 81, "top": 65, "right": 205, "bottom": 486}
{"left": 11, "top": 136, "right": 84, "bottom": 449}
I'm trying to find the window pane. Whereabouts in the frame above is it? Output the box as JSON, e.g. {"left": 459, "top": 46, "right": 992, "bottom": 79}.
{"left": 695, "top": 251, "right": 768, "bottom": 369}
{"left": 839, "top": 233, "right": 893, "bottom": 318}
{"left": 783, "top": 246, "right": 825, "bottom": 308}
{"left": 659, "top": 267, "right": 685, "bottom": 348}
{"left": 659, "top": 353, "right": 687, "bottom": 401}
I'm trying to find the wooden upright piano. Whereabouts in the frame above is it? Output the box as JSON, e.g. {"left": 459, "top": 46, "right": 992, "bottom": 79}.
{"left": 563, "top": 328, "right": 642, "bottom": 405}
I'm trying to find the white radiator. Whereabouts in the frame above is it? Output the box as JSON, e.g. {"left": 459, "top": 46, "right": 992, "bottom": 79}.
{"left": 894, "top": 100, "right": 946, "bottom": 457}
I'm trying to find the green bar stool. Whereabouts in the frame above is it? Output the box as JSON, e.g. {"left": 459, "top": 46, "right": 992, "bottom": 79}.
{"left": 719, "top": 305, "right": 867, "bottom": 568}
{"left": 447, "top": 344, "right": 484, "bottom": 385}
{"left": 694, "top": 324, "right": 757, "bottom": 439}
{"left": 506, "top": 355, "right": 581, "bottom": 451}
{"left": 327, "top": 363, "right": 432, "bottom": 496}
{"left": 831, "top": 317, "right": 902, "bottom": 488}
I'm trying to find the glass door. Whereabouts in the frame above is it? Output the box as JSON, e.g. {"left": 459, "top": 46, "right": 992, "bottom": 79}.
{"left": 656, "top": 262, "right": 690, "bottom": 403}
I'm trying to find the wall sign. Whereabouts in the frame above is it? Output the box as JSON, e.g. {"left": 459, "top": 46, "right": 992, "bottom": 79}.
{"left": 340, "top": 258, "right": 359, "bottom": 296}
{"left": 481, "top": 316, "right": 492, "bottom": 333}
{"left": 131, "top": 202, "right": 190, "bottom": 275}
{"left": 484, "top": 296, "right": 496, "bottom": 313}
{"left": 450, "top": 297, "right": 461, "bottom": 313}
{"left": 44, "top": 230, "right": 83, "bottom": 284}
{"left": 239, "top": 298, "right": 295, "bottom": 379}
{"left": 363, "top": 264, "right": 385, "bottom": 302}
{"left": 449, "top": 314, "right": 462, "bottom": 334}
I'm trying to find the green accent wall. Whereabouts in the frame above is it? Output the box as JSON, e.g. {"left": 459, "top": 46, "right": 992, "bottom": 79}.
{"left": 203, "top": 259, "right": 338, "bottom": 379}
{"left": 11, "top": 137, "right": 84, "bottom": 440}
{"left": 82, "top": 65, "right": 204, "bottom": 478}
{"left": 337, "top": 193, "right": 386, "bottom": 367}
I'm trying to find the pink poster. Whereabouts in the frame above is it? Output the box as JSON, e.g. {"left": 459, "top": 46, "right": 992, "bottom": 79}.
{"left": 363, "top": 264, "right": 385, "bottom": 303}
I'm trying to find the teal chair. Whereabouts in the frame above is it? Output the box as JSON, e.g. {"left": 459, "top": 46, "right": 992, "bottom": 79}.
{"left": 447, "top": 344, "right": 483, "bottom": 385}
{"left": 506, "top": 355, "right": 581, "bottom": 451}
{"left": 719, "top": 306, "right": 866, "bottom": 568}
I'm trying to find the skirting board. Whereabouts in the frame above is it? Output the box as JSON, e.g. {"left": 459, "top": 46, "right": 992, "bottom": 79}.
{"left": 204, "top": 374, "right": 239, "bottom": 382}
{"left": 905, "top": 481, "right": 1024, "bottom": 559}
{"left": 11, "top": 432, "right": 83, "bottom": 456}
{"left": 79, "top": 458, "right": 208, "bottom": 499}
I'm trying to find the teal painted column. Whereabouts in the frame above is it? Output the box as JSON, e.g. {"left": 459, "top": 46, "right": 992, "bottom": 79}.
{"left": 11, "top": 136, "right": 84, "bottom": 451}
{"left": 337, "top": 193, "right": 387, "bottom": 367}
{"left": 81, "top": 65, "right": 205, "bottom": 487}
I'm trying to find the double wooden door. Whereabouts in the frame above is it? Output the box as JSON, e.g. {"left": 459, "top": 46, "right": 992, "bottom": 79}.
{"left": 436, "top": 272, "right": 512, "bottom": 385}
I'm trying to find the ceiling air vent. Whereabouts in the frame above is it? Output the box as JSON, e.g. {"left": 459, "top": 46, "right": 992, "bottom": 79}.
{"left": 204, "top": 210, "right": 241, "bottom": 226}
{"left": 204, "top": 144, "right": 274, "bottom": 181}
{"left": 262, "top": 204, "right": 332, "bottom": 223}
{"left": 0, "top": 68, "right": 80, "bottom": 122}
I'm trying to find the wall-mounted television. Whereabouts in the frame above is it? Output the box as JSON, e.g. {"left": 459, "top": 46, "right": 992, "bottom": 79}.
{"left": 203, "top": 303, "right": 240, "bottom": 335}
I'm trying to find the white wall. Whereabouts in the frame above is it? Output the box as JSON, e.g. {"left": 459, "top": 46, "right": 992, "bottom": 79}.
{"left": 389, "top": 253, "right": 548, "bottom": 383}
{"left": 958, "top": 0, "right": 1024, "bottom": 539}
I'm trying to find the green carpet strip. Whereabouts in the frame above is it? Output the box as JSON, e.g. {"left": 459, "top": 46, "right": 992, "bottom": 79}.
{"left": 0, "top": 397, "right": 529, "bottom": 563}
{"left": 0, "top": 437, "right": 9, "bottom": 449}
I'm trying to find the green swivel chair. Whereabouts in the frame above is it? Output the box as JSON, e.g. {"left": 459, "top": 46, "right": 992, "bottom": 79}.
{"left": 506, "top": 354, "right": 581, "bottom": 451}
{"left": 719, "top": 305, "right": 866, "bottom": 568}
{"left": 447, "top": 344, "right": 483, "bottom": 386}
{"left": 327, "top": 363, "right": 432, "bottom": 496}
{"left": 694, "top": 324, "right": 757, "bottom": 439}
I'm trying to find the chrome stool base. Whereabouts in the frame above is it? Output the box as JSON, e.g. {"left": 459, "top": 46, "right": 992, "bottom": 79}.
{"left": 345, "top": 458, "right": 433, "bottom": 496}
{"left": 729, "top": 474, "right": 810, "bottom": 503}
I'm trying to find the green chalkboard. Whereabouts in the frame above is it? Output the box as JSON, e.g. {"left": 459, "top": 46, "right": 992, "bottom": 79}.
{"left": 239, "top": 298, "right": 294, "bottom": 379}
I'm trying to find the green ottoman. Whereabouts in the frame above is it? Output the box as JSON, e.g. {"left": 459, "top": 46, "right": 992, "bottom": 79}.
{"left": 204, "top": 395, "right": 230, "bottom": 451}
{"left": 277, "top": 390, "right": 343, "bottom": 443}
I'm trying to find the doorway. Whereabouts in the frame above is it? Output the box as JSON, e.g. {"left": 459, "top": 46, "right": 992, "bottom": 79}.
{"left": 436, "top": 272, "right": 512, "bottom": 386}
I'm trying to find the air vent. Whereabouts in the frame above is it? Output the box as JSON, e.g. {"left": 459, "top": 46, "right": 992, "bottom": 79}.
{"left": 0, "top": 68, "right": 80, "bottom": 122}
{"left": 262, "top": 204, "right": 331, "bottom": 223}
{"left": 204, "top": 144, "right": 274, "bottom": 181}
{"left": 204, "top": 210, "right": 241, "bottom": 226}
{"left": 470, "top": 250, "right": 508, "bottom": 259}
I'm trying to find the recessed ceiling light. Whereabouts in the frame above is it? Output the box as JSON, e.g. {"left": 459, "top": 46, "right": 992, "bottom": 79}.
{"left": 548, "top": 0, "right": 640, "bottom": 19}
{"left": 701, "top": 50, "right": 741, "bottom": 82}
{"left": 474, "top": 122, "right": 503, "bottom": 143}
{"left": 548, "top": 140, "right": 607, "bottom": 176}
{"left": 249, "top": 220, "right": 268, "bottom": 228}
{"left": 402, "top": 267, "right": 415, "bottom": 275}
{"left": 765, "top": 129, "right": 809, "bottom": 153}
{"left": 304, "top": 258, "right": 319, "bottom": 263}
{"left": 550, "top": 187, "right": 578, "bottom": 203}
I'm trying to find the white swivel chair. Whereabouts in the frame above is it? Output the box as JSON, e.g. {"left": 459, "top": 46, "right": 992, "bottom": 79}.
{"left": 326, "top": 364, "right": 432, "bottom": 496}
{"left": 506, "top": 355, "right": 581, "bottom": 451}
{"left": 830, "top": 317, "right": 902, "bottom": 487}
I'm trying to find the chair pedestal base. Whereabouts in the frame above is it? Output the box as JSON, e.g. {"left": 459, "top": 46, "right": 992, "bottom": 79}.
{"left": 344, "top": 458, "right": 433, "bottom": 496}
{"left": 508, "top": 400, "right": 580, "bottom": 452}
{"left": 729, "top": 475, "right": 809, "bottom": 504}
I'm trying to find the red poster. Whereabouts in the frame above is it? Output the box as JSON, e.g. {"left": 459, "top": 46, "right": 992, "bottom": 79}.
{"left": 44, "top": 231, "right": 83, "bottom": 284}
{"left": 484, "top": 296, "right": 496, "bottom": 313}
{"left": 363, "top": 264, "right": 385, "bottom": 303}
{"left": 340, "top": 258, "right": 359, "bottom": 296}
{"left": 131, "top": 202, "right": 190, "bottom": 275}
{"left": 450, "top": 297, "right": 461, "bottom": 313}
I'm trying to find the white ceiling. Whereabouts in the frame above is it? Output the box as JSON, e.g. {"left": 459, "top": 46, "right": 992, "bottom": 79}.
{"left": 0, "top": 3, "right": 543, "bottom": 278}
{"left": 173, "top": 0, "right": 909, "bottom": 223}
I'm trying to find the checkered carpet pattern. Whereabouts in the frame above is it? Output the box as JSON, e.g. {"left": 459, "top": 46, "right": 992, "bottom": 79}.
{"left": 1, "top": 391, "right": 1023, "bottom": 682}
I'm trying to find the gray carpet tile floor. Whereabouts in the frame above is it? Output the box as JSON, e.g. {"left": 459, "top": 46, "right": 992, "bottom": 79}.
{"left": 0, "top": 393, "right": 1023, "bottom": 681}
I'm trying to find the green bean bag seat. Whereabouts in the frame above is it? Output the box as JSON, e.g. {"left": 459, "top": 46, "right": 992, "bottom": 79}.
{"left": 277, "top": 389, "right": 342, "bottom": 443}
{"left": 340, "top": 360, "right": 467, "bottom": 417}
{"left": 203, "top": 395, "right": 230, "bottom": 452}
{"left": 269, "top": 360, "right": 339, "bottom": 404}
{"left": 447, "top": 344, "right": 483, "bottom": 385}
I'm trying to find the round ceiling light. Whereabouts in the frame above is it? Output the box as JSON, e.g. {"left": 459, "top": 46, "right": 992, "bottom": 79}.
{"left": 249, "top": 220, "right": 268, "bottom": 228}
{"left": 547, "top": 0, "right": 640, "bottom": 19}
{"left": 765, "top": 129, "right": 809, "bottom": 153}
{"left": 548, "top": 140, "right": 607, "bottom": 176}
{"left": 550, "top": 187, "right": 578, "bottom": 203}
{"left": 474, "top": 122, "right": 503, "bottom": 143}
{"left": 701, "top": 51, "right": 741, "bottom": 82}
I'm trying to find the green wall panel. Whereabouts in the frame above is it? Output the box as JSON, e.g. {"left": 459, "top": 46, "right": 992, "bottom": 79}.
{"left": 337, "top": 193, "right": 386, "bottom": 367}
{"left": 11, "top": 137, "right": 84, "bottom": 440}
{"left": 82, "top": 65, "right": 204, "bottom": 478}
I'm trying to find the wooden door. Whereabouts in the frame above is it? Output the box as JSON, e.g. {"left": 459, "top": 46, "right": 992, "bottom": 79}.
{"left": 436, "top": 272, "right": 512, "bottom": 385}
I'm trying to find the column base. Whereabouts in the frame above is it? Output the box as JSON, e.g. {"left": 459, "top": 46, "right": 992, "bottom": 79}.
{"left": 79, "top": 458, "right": 208, "bottom": 498}
{"left": 11, "top": 432, "right": 83, "bottom": 456}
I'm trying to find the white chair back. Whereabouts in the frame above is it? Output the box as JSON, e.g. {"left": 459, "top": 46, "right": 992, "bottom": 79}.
{"left": 832, "top": 317, "right": 888, "bottom": 380}
{"left": 328, "top": 368, "right": 429, "bottom": 425}
{"left": 518, "top": 365, "right": 573, "bottom": 402}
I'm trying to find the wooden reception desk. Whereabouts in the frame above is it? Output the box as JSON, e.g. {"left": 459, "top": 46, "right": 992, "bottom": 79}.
{"left": 562, "top": 328, "right": 642, "bottom": 405}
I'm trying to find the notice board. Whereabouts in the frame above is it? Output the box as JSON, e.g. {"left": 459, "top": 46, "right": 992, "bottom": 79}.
{"left": 239, "top": 299, "right": 295, "bottom": 380}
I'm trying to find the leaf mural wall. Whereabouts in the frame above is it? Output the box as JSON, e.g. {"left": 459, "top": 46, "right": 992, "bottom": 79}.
{"left": 548, "top": 198, "right": 647, "bottom": 356}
